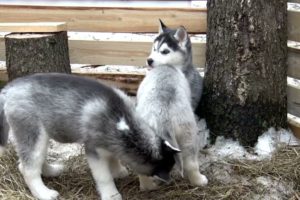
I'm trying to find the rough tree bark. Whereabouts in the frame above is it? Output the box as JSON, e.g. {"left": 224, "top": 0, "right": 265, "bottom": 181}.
{"left": 198, "top": 0, "right": 287, "bottom": 146}
{"left": 5, "top": 31, "right": 71, "bottom": 81}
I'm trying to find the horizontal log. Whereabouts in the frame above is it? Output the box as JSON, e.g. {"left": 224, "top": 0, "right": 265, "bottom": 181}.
{"left": 69, "top": 36, "right": 206, "bottom": 67}
{"left": 1, "top": 34, "right": 300, "bottom": 74}
{"left": 0, "top": 34, "right": 299, "bottom": 77}
{"left": 288, "top": 3, "right": 300, "bottom": 42}
{"left": 287, "top": 113, "right": 300, "bottom": 139}
{"left": 0, "top": 22, "right": 67, "bottom": 32}
{"left": 0, "top": 65, "right": 145, "bottom": 95}
{"left": 0, "top": 5, "right": 206, "bottom": 33}
{"left": 1, "top": 34, "right": 299, "bottom": 75}
{"left": 289, "top": 0, "right": 300, "bottom": 3}
{"left": 288, "top": 41, "right": 300, "bottom": 79}
{"left": 287, "top": 77, "right": 300, "bottom": 118}
{"left": 0, "top": 35, "right": 3, "bottom": 62}
{"left": 0, "top": 3, "right": 298, "bottom": 40}
{"left": 75, "top": 70, "right": 145, "bottom": 96}
{"left": 0, "top": 33, "right": 207, "bottom": 67}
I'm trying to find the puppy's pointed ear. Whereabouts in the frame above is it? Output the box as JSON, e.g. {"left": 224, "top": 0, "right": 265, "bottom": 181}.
{"left": 159, "top": 19, "right": 167, "bottom": 34}
{"left": 174, "top": 26, "right": 188, "bottom": 46}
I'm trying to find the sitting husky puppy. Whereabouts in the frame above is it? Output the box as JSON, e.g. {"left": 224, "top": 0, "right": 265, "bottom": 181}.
{"left": 147, "top": 20, "right": 203, "bottom": 112}
{"left": 136, "top": 65, "right": 208, "bottom": 190}
{"left": 0, "top": 73, "right": 180, "bottom": 200}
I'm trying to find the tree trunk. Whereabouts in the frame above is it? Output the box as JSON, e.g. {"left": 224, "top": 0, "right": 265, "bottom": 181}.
{"left": 5, "top": 31, "right": 71, "bottom": 81}
{"left": 198, "top": 0, "right": 287, "bottom": 147}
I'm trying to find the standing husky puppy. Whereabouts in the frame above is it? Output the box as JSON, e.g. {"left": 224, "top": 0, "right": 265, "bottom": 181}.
{"left": 0, "top": 73, "right": 179, "bottom": 200}
{"left": 136, "top": 65, "right": 208, "bottom": 190}
{"left": 147, "top": 20, "right": 203, "bottom": 111}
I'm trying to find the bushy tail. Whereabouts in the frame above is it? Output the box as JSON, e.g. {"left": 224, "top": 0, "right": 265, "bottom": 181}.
{"left": 0, "top": 96, "right": 7, "bottom": 155}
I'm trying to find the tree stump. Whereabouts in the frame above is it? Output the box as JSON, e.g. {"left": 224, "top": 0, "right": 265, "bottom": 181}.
{"left": 5, "top": 31, "right": 71, "bottom": 81}
{"left": 198, "top": 0, "right": 287, "bottom": 147}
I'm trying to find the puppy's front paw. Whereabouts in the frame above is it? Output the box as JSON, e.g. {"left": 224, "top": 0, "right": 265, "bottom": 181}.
{"left": 189, "top": 173, "right": 208, "bottom": 186}
{"left": 102, "top": 192, "right": 122, "bottom": 200}
{"left": 33, "top": 188, "right": 59, "bottom": 200}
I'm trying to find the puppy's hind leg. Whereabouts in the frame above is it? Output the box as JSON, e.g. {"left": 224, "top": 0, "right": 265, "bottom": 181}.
{"left": 183, "top": 154, "right": 208, "bottom": 186}
{"left": 86, "top": 148, "right": 122, "bottom": 200}
{"left": 178, "top": 125, "right": 208, "bottom": 187}
{"left": 12, "top": 123, "right": 59, "bottom": 200}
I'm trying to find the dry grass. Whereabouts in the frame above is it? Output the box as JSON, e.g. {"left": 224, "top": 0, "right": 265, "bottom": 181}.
{"left": 0, "top": 144, "right": 300, "bottom": 200}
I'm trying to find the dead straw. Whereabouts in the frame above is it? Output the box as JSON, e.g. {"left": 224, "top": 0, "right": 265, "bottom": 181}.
{"left": 0, "top": 145, "right": 299, "bottom": 200}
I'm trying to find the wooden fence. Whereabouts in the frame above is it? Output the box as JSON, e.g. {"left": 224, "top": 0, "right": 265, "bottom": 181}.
{"left": 0, "top": 2, "right": 299, "bottom": 136}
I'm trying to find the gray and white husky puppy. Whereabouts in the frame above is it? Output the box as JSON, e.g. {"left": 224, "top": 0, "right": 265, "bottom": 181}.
{"left": 147, "top": 20, "right": 203, "bottom": 111}
{"left": 136, "top": 65, "right": 208, "bottom": 190}
{"left": 0, "top": 73, "right": 180, "bottom": 200}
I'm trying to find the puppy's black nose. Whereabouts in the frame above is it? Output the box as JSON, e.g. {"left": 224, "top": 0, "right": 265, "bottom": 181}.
{"left": 147, "top": 58, "right": 154, "bottom": 66}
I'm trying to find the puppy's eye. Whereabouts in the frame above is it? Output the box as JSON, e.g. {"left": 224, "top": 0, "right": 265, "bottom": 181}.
{"left": 161, "top": 49, "right": 170, "bottom": 55}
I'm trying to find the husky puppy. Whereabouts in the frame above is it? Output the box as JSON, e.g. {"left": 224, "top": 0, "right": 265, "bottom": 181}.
{"left": 136, "top": 65, "right": 208, "bottom": 190}
{"left": 0, "top": 73, "right": 180, "bottom": 200}
{"left": 147, "top": 20, "right": 203, "bottom": 111}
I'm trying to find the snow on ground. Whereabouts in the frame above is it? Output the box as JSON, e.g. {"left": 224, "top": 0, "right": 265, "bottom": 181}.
{"left": 252, "top": 176, "right": 294, "bottom": 200}
{"left": 255, "top": 127, "right": 300, "bottom": 158}
{"left": 196, "top": 120, "right": 299, "bottom": 200}
{"left": 47, "top": 140, "right": 83, "bottom": 162}
{"left": 72, "top": 64, "right": 149, "bottom": 74}
{"left": 198, "top": 119, "right": 300, "bottom": 163}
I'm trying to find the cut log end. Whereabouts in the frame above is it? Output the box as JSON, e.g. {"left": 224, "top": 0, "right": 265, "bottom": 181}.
{"left": 5, "top": 31, "right": 71, "bottom": 81}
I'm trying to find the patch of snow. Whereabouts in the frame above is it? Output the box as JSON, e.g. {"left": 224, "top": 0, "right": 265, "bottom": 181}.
{"left": 47, "top": 140, "right": 83, "bottom": 162}
{"left": 207, "top": 136, "right": 255, "bottom": 160}
{"left": 197, "top": 120, "right": 297, "bottom": 200}
{"left": 288, "top": 3, "right": 300, "bottom": 11}
{"left": 253, "top": 176, "right": 294, "bottom": 200}
{"left": 198, "top": 119, "right": 300, "bottom": 162}
{"left": 254, "top": 131, "right": 276, "bottom": 158}
{"left": 7, "top": 134, "right": 83, "bottom": 162}
{"left": 288, "top": 77, "right": 300, "bottom": 88}
{"left": 207, "top": 164, "right": 236, "bottom": 184}
{"left": 73, "top": 65, "right": 148, "bottom": 74}
{"left": 0, "top": 61, "right": 5, "bottom": 70}
{"left": 191, "top": 1, "right": 207, "bottom": 8}
{"left": 255, "top": 128, "right": 300, "bottom": 159}
{"left": 288, "top": 40, "right": 300, "bottom": 49}
{"left": 197, "top": 118, "right": 210, "bottom": 149}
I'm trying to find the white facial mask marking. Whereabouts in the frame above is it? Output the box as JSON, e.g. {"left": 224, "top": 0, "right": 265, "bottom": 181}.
{"left": 116, "top": 117, "right": 130, "bottom": 131}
